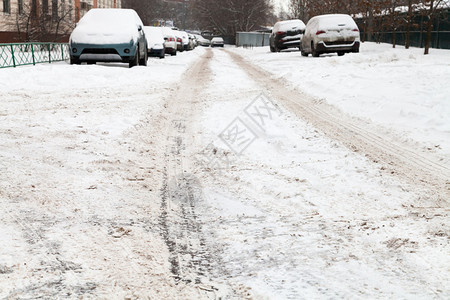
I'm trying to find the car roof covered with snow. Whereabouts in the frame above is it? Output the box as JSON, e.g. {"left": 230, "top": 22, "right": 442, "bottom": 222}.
{"left": 70, "top": 9, "right": 143, "bottom": 44}
{"left": 274, "top": 19, "right": 306, "bottom": 32}
{"left": 143, "top": 26, "right": 165, "bottom": 47}
{"left": 308, "top": 14, "right": 358, "bottom": 30}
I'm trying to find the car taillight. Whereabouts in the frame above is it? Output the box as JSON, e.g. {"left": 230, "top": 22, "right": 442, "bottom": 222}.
{"left": 277, "top": 31, "right": 286, "bottom": 35}
{"left": 177, "top": 38, "right": 182, "bottom": 42}
{"left": 353, "top": 29, "right": 359, "bottom": 32}
{"left": 316, "top": 30, "right": 326, "bottom": 35}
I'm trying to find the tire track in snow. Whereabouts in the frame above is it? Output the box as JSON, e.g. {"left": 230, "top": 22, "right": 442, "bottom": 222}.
{"left": 156, "top": 49, "right": 229, "bottom": 296}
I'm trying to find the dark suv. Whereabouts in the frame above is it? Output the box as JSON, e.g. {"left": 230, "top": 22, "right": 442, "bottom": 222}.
{"left": 270, "top": 19, "right": 306, "bottom": 52}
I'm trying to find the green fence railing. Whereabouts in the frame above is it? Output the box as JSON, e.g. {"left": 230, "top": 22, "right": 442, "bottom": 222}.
{"left": 0, "top": 43, "right": 69, "bottom": 69}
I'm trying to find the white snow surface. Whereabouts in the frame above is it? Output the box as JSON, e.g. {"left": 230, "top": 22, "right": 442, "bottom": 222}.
{"left": 0, "top": 42, "right": 449, "bottom": 298}
{"left": 195, "top": 47, "right": 449, "bottom": 299}
{"left": 231, "top": 42, "right": 450, "bottom": 158}
{"left": 0, "top": 50, "right": 207, "bottom": 298}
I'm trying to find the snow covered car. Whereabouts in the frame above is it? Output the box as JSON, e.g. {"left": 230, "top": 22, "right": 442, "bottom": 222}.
{"left": 211, "top": 37, "right": 224, "bottom": 47}
{"left": 197, "top": 36, "right": 210, "bottom": 47}
{"left": 69, "top": 9, "right": 148, "bottom": 68}
{"left": 188, "top": 34, "right": 196, "bottom": 50}
{"left": 178, "top": 31, "right": 190, "bottom": 51}
{"left": 144, "top": 26, "right": 165, "bottom": 59}
{"left": 172, "top": 30, "right": 184, "bottom": 52}
{"left": 269, "top": 19, "right": 306, "bottom": 52}
{"left": 161, "top": 27, "right": 177, "bottom": 56}
{"left": 301, "top": 14, "right": 360, "bottom": 57}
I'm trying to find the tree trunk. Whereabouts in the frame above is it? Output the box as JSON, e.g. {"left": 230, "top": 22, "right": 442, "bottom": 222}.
{"left": 368, "top": 2, "right": 374, "bottom": 42}
{"left": 405, "top": 0, "right": 412, "bottom": 49}
{"left": 424, "top": 0, "right": 434, "bottom": 55}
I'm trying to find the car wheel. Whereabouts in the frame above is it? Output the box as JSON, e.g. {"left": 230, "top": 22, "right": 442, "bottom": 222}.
{"left": 160, "top": 51, "right": 165, "bottom": 59}
{"left": 301, "top": 50, "right": 308, "bottom": 57}
{"left": 172, "top": 50, "right": 177, "bottom": 56}
{"left": 312, "top": 43, "right": 320, "bottom": 57}
{"left": 270, "top": 45, "right": 275, "bottom": 52}
{"left": 70, "top": 57, "right": 80, "bottom": 65}
{"left": 275, "top": 45, "right": 281, "bottom": 52}
{"left": 139, "top": 48, "right": 148, "bottom": 66}
{"left": 129, "top": 50, "right": 139, "bottom": 68}
{"left": 337, "top": 51, "right": 345, "bottom": 56}
{"left": 87, "top": 61, "right": 95, "bottom": 65}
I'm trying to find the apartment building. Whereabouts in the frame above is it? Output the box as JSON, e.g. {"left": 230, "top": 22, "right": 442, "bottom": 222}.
{"left": 0, "top": 0, "right": 122, "bottom": 42}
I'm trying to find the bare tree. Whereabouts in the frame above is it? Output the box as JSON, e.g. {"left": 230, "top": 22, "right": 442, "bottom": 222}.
{"left": 10, "top": 1, "right": 74, "bottom": 42}
{"left": 421, "top": 0, "right": 447, "bottom": 54}
{"left": 193, "top": 0, "right": 272, "bottom": 41}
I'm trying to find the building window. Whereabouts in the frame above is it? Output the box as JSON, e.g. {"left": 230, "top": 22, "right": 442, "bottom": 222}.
{"left": 52, "top": 0, "right": 58, "bottom": 20}
{"left": 18, "top": 0, "right": 24, "bottom": 14}
{"left": 42, "top": 0, "right": 49, "bottom": 15}
{"left": 3, "top": 0, "right": 11, "bottom": 14}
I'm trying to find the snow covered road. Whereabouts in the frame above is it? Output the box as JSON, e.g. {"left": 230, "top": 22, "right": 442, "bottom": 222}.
{"left": 0, "top": 44, "right": 449, "bottom": 299}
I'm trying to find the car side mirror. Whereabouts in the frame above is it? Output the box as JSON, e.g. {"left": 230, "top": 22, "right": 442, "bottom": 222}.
{"left": 138, "top": 25, "right": 142, "bottom": 31}
{"left": 164, "top": 37, "right": 168, "bottom": 40}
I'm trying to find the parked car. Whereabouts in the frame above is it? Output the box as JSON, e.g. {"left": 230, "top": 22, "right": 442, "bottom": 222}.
{"left": 196, "top": 35, "right": 211, "bottom": 47}
{"left": 161, "top": 27, "right": 177, "bottom": 56}
{"left": 301, "top": 14, "right": 360, "bottom": 57}
{"left": 69, "top": 8, "right": 148, "bottom": 68}
{"left": 172, "top": 30, "right": 184, "bottom": 52}
{"left": 144, "top": 26, "right": 165, "bottom": 59}
{"left": 211, "top": 37, "right": 224, "bottom": 47}
{"left": 180, "top": 31, "right": 190, "bottom": 51}
{"left": 269, "top": 19, "right": 306, "bottom": 52}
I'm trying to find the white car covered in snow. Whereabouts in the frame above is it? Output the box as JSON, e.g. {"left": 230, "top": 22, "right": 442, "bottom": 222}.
{"left": 211, "top": 37, "right": 224, "bottom": 47}
{"left": 161, "top": 27, "right": 177, "bottom": 56}
{"left": 196, "top": 35, "right": 211, "bottom": 47}
{"left": 69, "top": 9, "right": 148, "bottom": 67}
{"left": 144, "top": 26, "right": 165, "bottom": 59}
{"left": 301, "top": 14, "right": 360, "bottom": 57}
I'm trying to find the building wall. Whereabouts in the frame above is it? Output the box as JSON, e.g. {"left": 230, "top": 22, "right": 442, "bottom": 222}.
{"left": 0, "top": 0, "right": 20, "bottom": 32}
{"left": 0, "top": 0, "right": 121, "bottom": 42}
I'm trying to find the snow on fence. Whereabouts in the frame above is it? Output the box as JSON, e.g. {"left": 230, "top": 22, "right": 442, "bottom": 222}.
{"left": 236, "top": 32, "right": 270, "bottom": 48}
{"left": 0, "top": 43, "right": 69, "bottom": 69}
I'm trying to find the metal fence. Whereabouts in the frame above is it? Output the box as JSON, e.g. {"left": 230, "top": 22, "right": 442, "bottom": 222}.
{"left": 363, "top": 31, "right": 450, "bottom": 49}
{"left": 0, "top": 43, "right": 69, "bottom": 69}
{"left": 236, "top": 32, "right": 270, "bottom": 48}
